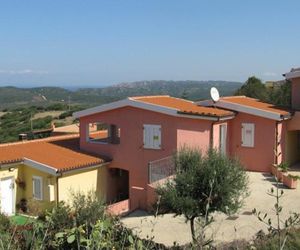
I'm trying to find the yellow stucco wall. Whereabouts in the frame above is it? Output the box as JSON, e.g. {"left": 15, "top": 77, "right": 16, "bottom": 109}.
{"left": 58, "top": 166, "right": 108, "bottom": 203}
{"left": 20, "top": 165, "right": 57, "bottom": 210}
{"left": 1, "top": 163, "right": 108, "bottom": 213}
{"left": 0, "top": 164, "right": 56, "bottom": 212}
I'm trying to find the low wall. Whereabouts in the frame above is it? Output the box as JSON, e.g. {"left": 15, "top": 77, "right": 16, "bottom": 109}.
{"left": 107, "top": 199, "right": 129, "bottom": 216}
{"left": 146, "top": 176, "right": 174, "bottom": 211}
{"left": 146, "top": 184, "right": 157, "bottom": 211}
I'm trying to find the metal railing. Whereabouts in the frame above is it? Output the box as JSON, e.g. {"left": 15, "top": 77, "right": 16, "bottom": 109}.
{"left": 148, "top": 156, "right": 175, "bottom": 183}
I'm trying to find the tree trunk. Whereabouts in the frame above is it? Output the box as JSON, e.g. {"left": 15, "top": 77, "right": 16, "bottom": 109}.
{"left": 190, "top": 216, "right": 196, "bottom": 243}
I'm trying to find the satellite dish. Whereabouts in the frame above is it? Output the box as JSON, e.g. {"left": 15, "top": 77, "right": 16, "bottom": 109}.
{"left": 210, "top": 87, "right": 220, "bottom": 102}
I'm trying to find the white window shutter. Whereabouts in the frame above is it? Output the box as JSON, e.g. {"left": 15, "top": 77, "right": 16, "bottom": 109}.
{"left": 241, "top": 123, "right": 255, "bottom": 147}
{"left": 143, "top": 125, "right": 146, "bottom": 146}
{"left": 143, "top": 124, "right": 161, "bottom": 149}
{"left": 143, "top": 125, "right": 151, "bottom": 148}
{"left": 153, "top": 126, "right": 161, "bottom": 149}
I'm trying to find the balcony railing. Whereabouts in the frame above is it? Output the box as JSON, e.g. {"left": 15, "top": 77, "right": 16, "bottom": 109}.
{"left": 148, "top": 156, "right": 176, "bottom": 183}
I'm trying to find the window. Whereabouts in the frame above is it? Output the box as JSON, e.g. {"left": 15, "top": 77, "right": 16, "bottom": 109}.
{"left": 87, "top": 122, "right": 120, "bottom": 144}
{"left": 32, "top": 176, "right": 43, "bottom": 200}
{"left": 143, "top": 124, "right": 161, "bottom": 149}
{"left": 241, "top": 123, "right": 255, "bottom": 147}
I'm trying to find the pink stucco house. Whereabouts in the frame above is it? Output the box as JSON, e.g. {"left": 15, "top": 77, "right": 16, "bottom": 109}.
{"left": 71, "top": 67, "right": 300, "bottom": 213}
{"left": 1, "top": 67, "right": 300, "bottom": 216}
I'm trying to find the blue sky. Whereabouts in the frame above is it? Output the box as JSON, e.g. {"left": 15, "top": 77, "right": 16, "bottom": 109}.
{"left": 0, "top": 0, "right": 299, "bottom": 87}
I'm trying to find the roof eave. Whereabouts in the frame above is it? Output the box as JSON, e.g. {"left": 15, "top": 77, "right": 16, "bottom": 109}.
{"left": 23, "top": 158, "right": 60, "bottom": 176}
{"left": 73, "top": 97, "right": 225, "bottom": 121}
{"left": 284, "top": 71, "right": 300, "bottom": 80}
{"left": 1, "top": 157, "right": 110, "bottom": 176}
{"left": 59, "top": 161, "right": 111, "bottom": 175}
{"left": 0, "top": 161, "right": 23, "bottom": 169}
{"left": 177, "top": 111, "right": 235, "bottom": 121}
{"left": 214, "top": 101, "right": 289, "bottom": 121}
{"left": 280, "top": 114, "right": 292, "bottom": 120}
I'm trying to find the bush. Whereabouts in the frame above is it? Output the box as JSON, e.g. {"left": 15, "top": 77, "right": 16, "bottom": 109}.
{"left": 0, "top": 193, "right": 168, "bottom": 249}
{"left": 45, "top": 202, "right": 73, "bottom": 229}
{"left": 53, "top": 121, "right": 65, "bottom": 127}
{"left": 59, "top": 110, "right": 73, "bottom": 119}
{"left": 0, "top": 213, "right": 11, "bottom": 232}
{"left": 252, "top": 229, "right": 300, "bottom": 250}
{"left": 45, "top": 103, "right": 67, "bottom": 111}
{"left": 70, "top": 191, "right": 106, "bottom": 227}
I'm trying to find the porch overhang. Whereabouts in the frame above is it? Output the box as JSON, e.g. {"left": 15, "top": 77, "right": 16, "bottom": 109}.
{"left": 0, "top": 158, "right": 110, "bottom": 176}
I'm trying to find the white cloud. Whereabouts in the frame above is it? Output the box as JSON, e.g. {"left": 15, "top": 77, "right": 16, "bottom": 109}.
{"left": 0, "top": 69, "right": 49, "bottom": 75}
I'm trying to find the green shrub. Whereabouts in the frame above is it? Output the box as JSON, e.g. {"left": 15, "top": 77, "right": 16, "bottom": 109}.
{"left": 45, "top": 201, "right": 73, "bottom": 230}
{"left": 253, "top": 229, "right": 300, "bottom": 250}
{"left": 0, "top": 193, "right": 167, "bottom": 249}
{"left": 59, "top": 110, "right": 73, "bottom": 119}
{"left": 45, "top": 103, "right": 67, "bottom": 111}
{"left": 53, "top": 121, "right": 65, "bottom": 127}
{"left": 0, "top": 213, "right": 11, "bottom": 232}
{"left": 70, "top": 191, "right": 106, "bottom": 227}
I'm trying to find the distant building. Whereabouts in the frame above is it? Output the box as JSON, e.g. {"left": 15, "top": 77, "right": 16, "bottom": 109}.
{"left": 265, "top": 80, "right": 286, "bottom": 89}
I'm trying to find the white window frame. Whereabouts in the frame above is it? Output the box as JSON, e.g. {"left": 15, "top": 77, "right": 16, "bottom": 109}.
{"left": 32, "top": 176, "right": 43, "bottom": 201}
{"left": 241, "top": 123, "right": 255, "bottom": 148}
{"left": 143, "top": 124, "right": 162, "bottom": 150}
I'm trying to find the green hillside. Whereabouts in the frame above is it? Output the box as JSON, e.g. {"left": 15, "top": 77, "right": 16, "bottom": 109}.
{"left": 0, "top": 80, "right": 242, "bottom": 109}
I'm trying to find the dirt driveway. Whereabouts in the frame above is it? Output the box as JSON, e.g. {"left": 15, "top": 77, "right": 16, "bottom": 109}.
{"left": 121, "top": 172, "right": 300, "bottom": 246}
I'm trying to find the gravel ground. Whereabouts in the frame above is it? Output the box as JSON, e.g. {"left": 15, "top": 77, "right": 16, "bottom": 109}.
{"left": 121, "top": 172, "right": 300, "bottom": 246}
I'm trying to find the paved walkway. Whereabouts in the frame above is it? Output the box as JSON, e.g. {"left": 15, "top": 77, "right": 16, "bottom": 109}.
{"left": 121, "top": 172, "right": 300, "bottom": 246}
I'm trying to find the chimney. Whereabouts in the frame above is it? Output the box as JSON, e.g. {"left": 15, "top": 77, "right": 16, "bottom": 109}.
{"left": 18, "top": 133, "right": 28, "bottom": 142}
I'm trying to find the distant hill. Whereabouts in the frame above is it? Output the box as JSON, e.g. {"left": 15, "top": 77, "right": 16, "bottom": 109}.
{"left": 0, "top": 80, "right": 242, "bottom": 109}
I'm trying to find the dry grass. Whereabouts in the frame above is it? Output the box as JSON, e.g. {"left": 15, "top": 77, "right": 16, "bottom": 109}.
{"left": 53, "top": 116, "right": 75, "bottom": 126}
{"left": 33, "top": 111, "right": 64, "bottom": 119}
{"left": 0, "top": 112, "right": 6, "bottom": 117}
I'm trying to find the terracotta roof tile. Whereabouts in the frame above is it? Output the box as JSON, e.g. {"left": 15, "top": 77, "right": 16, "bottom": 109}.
{"left": 132, "top": 96, "right": 233, "bottom": 117}
{"left": 221, "top": 96, "right": 291, "bottom": 116}
{"left": 0, "top": 135, "right": 109, "bottom": 173}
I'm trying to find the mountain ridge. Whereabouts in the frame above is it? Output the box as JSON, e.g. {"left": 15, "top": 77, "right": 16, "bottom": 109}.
{"left": 0, "top": 80, "right": 242, "bottom": 109}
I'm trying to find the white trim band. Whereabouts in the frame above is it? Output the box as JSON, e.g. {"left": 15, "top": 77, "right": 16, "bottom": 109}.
{"left": 23, "top": 158, "right": 59, "bottom": 176}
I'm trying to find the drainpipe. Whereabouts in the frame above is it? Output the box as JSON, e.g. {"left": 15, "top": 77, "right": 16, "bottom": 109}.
{"left": 55, "top": 176, "right": 60, "bottom": 206}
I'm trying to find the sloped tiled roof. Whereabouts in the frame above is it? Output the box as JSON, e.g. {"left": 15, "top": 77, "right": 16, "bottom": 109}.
{"left": 0, "top": 135, "right": 109, "bottom": 173}
{"left": 221, "top": 96, "right": 291, "bottom": 116}
{"left": 132, "top": 95, "right": 234, "bottom": 117}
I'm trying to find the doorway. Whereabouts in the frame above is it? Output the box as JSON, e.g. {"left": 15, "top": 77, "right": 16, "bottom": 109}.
{"left": 0, "top": 177, "right": 15, "bottom": 215}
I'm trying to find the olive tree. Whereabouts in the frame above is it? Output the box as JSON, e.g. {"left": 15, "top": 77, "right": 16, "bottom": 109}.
{"left": 156, "top": 147, "right": 249, "bottom": 244}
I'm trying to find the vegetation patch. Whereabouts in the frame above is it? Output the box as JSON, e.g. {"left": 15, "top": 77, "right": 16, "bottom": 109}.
{"left": 10, "top": 215, "right": 35, "bottom": 226}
